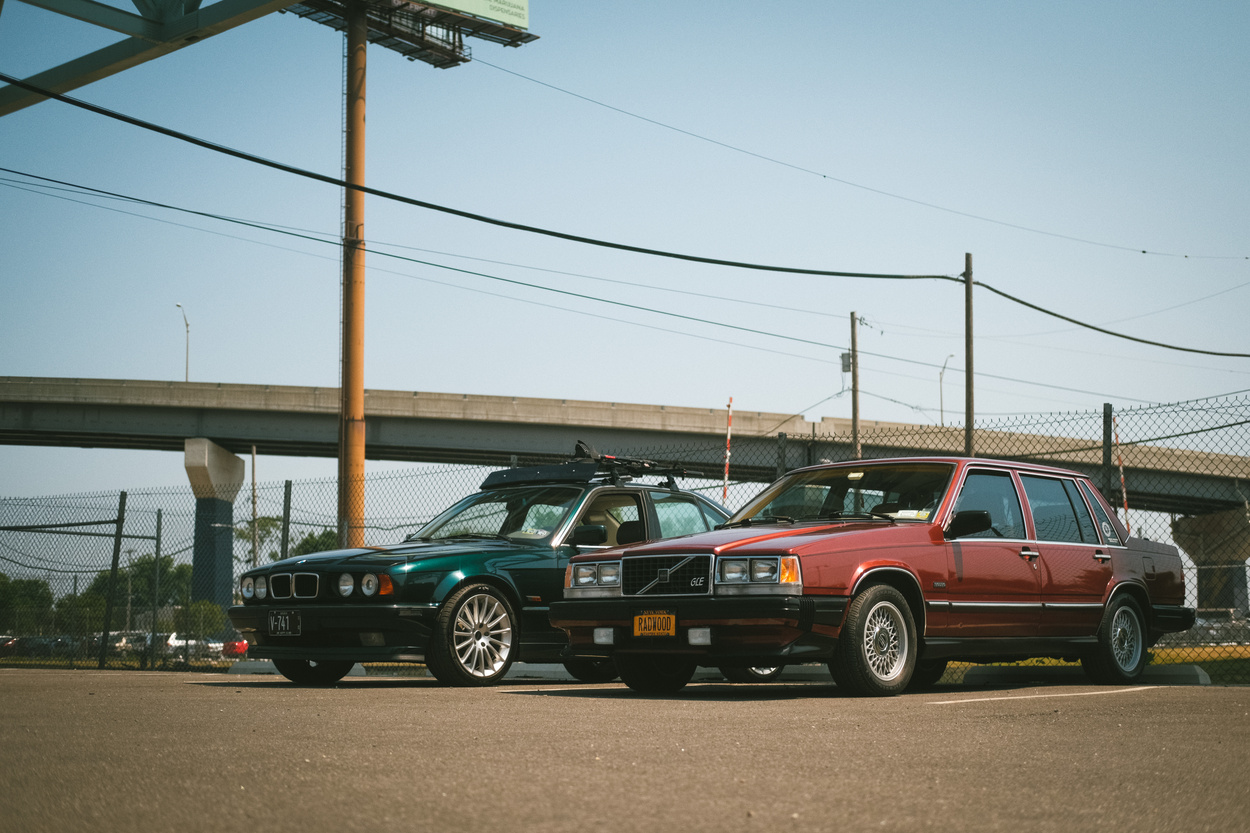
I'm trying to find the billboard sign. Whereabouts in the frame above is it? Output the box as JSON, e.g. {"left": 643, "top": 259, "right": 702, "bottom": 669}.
{"left": 430, "top": 0, "right": 529, "bottom": 29}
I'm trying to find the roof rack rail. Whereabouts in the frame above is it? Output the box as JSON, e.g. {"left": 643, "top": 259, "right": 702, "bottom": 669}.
{"left": 573, "top": 441, "right": 700, "bottom": 489}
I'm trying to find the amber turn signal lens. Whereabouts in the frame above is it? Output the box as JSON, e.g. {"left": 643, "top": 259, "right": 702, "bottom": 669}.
{"left": 779, "top": 556, "right": 801, "bottom": 585}
{"left": 379, "top": 574, "right": 394, "bottom": 596}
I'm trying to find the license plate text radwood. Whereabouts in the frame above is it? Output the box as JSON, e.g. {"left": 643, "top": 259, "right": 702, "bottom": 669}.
{"left": 633, "top": 610, "right": 676, "bottom": 637}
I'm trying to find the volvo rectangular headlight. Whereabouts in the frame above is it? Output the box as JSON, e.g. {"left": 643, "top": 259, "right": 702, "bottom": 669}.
{"left": 715, "top": 556, "right": 801, "bottom": 595}
{"left": 565, "top": 561, "right": 624, "bottom": 598}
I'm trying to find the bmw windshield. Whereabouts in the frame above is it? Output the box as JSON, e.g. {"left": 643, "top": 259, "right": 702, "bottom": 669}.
{"left": 412, "top": 486, "right": 584, "bottom": 542}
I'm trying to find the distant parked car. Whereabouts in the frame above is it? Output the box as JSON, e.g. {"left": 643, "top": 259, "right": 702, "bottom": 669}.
{"left": 165, "top": 633, "right": 224, "bottom": 659}
{"left": 229, "top": 447, "right": 731, "bottom": 686}
{"left": 9, "top": 635, "right": 76, "bottom": 658}
{"left": 0, "top": 636, "right": 16, "bottom": 656}
{"left": 89, "top": 631, "right": 150, "bottom": 656}
{"left": 551, "top": 456, "right": 1196, "bottom": 695}
{"left": 222, "top": 632, "right": 249, "bottom": 659}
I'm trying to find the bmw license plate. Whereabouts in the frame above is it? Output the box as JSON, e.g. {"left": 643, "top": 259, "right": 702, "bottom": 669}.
{"left": 268, "top": 610, "right": 301, "bottom": 637}
{"left": 633, "top": 610, "right": 676, "bottom": 637}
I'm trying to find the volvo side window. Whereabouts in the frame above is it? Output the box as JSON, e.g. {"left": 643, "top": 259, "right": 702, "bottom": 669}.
{"left": 1079, "top": 481, "right": 1124, "bottom": 546}
{"left": 1020, "top": 475, "right": 1096, "bottom": 543}
{"left": 1061, "top": 480, "right": 1100, "bottom": 543}
{"left": 951, "top": 471, "right": 1026, "bottom": 539}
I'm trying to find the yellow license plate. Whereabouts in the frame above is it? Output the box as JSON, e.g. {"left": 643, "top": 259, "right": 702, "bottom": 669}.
{"left": 633, "top": 611, "right": 676, "bottom": 637}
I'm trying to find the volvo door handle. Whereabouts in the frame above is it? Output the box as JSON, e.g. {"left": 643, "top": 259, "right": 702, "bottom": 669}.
{"left": 1093, "top": 550, "right": 1111, "bottom": 562}
{"left": 1019, "top": 547, "right": 1039, "bottom": 561}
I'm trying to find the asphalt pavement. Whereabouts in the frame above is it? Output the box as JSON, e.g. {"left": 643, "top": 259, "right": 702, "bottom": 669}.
{"left": 2, "top": 667, "right": 1246, "bottom": 833}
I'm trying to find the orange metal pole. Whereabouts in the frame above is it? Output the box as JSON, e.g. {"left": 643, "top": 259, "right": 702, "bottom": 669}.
{"left": 339, "top": 2, "right": 367, "bottom": 548}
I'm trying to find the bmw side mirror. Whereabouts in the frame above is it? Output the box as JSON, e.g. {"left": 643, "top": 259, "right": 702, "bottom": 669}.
{"left": 571, "top": 524, "right": 608, "bottom": 546}
{"left": 946, "top": 509, "right": 992, "bottom": 539}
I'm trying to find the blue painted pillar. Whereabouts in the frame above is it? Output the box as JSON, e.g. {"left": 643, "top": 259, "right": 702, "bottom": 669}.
{"left": 184, "top": 438, "right": 244, "bottom": 610}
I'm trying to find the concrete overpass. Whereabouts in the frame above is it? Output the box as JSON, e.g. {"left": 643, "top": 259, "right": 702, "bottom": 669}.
{"left": 2, "top": 376, "right": 1247, "bottom": 517}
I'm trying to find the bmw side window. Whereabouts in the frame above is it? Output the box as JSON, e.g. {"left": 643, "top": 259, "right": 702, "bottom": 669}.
{"left": 1079, "top": 481, "right": 1124, "bottom": 546}
{"left": 654, "top": 495, "right": 715, "bottom": 538}
{"left": 951, "top": 471, "right": 1026, "bottom": 539}
{"left": 576, "top": 493, "right": 643, "bottom": 548}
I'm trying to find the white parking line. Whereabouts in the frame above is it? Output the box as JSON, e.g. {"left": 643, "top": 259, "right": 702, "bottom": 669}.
{"left": 927, "top": 686, "right": 1158, "bottom": 705}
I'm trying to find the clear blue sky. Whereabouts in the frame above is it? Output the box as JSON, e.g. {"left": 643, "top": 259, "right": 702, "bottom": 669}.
{"left": 1, "top": 1, "right": 1247, "bottom": 496}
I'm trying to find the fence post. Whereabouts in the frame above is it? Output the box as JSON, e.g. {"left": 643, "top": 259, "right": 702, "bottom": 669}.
{"left": 147, "top": 509, "right": 162, "bottom": 670}
{"left": 1102, "top": 403, "right": 1114, "bottom": 498}
{"left": 97, "top": 491, "right": 127, "bottom": 669}
{"left": 776, "top": 433, "right": 788, "bottom": 480}
{"left": 280, "top": 480, "right": 292, "bottom": 561}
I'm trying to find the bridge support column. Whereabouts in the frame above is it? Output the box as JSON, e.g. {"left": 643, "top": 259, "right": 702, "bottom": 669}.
{"left": 1171, "top": 508, "right": 1250, "bottom": 615}
{"left": 184, "top": 438, "right": 244, "bottom": 611}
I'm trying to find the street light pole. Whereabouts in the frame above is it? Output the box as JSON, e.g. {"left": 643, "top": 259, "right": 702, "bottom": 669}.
{"left": 939, "top": 353, "right": 955, "bottom": 427}
{"left": 175, "top": 304, "right": 189, "bottom": 382}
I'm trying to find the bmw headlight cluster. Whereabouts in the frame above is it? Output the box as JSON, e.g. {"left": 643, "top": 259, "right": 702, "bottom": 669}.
{"left": 344, "top": 572, "right": 392, "bottom": 597}
{"left": 336, "top": 572, "right": 383, "bottom": 596}
{"left": 240, "top": 576, "right": 268, "bottom": 600}
{"left": 715, "top": 556, "right": 801, "bottom": 595}
{"left": 241, "top": 572, "right": 392, "bottom": 602}
{"left": 566, "top": 561, "right": 622, "bottom": 597}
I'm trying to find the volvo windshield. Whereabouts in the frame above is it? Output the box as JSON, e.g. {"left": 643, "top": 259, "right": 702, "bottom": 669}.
{"left": 730, "top": 462, "right": 955, "bottom": 525}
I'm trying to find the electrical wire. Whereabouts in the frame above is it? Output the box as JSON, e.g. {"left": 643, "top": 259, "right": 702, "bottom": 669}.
{"left": 476, "top": 59, "right": 1250, "bottom": 263}
{"left": 1, "top": 73, "right": 1245, "bottom": 358}
{"left": 0, "top": 169, "right": 1172, "bottom": 405}
{"left": 0, "top": 73, "right": 945, "bottom": 282}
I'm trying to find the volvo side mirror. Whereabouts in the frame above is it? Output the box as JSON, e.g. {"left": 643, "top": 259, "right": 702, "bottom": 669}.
{"left": 945, "top": 509, "right": 992, "bottom": 539}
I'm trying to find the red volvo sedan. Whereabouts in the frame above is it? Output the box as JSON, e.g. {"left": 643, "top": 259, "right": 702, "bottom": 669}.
{"left": 549, "top": 457, "right": 1194, "bottom": 695}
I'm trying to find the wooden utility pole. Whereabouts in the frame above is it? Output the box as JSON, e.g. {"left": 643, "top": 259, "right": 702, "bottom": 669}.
{"left": 850, "top": 311, "right": 861, "bottom": 459}
{"left": 963, "top": 253, "right": 974, "bottom": 456}
{"left": 338, "top": 2, "right": 368, "bottom": 548}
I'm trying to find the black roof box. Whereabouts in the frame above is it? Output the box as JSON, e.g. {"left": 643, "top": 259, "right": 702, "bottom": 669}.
{"left": 480, "top": 460, "right": 599, "bottom": 490}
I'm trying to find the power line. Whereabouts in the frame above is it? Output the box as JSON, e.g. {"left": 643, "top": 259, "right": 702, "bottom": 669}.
{"left": 476, "top": 59, "right": 1250, "bottom": 263}
{"left": 974, "top": 283, "right": 1250, "bottom": 359}
{"left": 2, "top": 75, "right": 1245, "bottom": 358}
{"left": 0, "top": 73, "right": 944, "bottom": 282}
{"left": 0, "top": 168, "right": 1169, "bottom": 405}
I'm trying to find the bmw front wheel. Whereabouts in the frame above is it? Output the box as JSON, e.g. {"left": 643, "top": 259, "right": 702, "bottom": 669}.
{"left": 426, "top": 584, "right": 517, "bottom": 686}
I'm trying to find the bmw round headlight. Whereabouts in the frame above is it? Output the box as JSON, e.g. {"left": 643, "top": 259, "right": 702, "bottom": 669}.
{"left": 337, "top": 573, "right": 355, "bottom": 597}
{"left": 361, "top": 573, "right": 379, "bottom": 596}
{"left": 241, "top": 577, "right": 255, "bottom": 600}
{"left": 255, "top": 576, "right": 267, "bottom": 600}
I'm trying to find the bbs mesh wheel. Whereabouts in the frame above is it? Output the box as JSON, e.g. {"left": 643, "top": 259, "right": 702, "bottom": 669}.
{"left": 830, "top": 584, "right": 917, "bottom": 697}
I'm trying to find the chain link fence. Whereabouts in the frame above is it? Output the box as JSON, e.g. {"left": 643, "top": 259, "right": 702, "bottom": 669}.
{"left": 3, "top": 393, "right": 1247, "bottom": 684}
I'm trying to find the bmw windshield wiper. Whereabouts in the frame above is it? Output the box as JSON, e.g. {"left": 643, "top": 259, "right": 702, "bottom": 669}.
{"left": 717, "top": 515, "right": 795, "bottom": 529}
{"left": 433, "top": 533, "right": 511, "bottom": 541}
